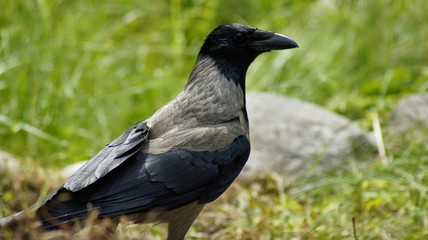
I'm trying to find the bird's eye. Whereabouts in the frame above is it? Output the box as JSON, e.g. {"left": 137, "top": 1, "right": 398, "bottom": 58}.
{"left": 234, "top": 32, "right": 245, "bottom": 42}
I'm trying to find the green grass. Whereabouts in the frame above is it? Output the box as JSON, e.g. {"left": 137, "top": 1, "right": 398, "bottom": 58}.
{"left": 1, "top": 0, "right": 428, "bottom": 239}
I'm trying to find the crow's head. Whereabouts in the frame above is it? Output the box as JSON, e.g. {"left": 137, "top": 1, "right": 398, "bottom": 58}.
{"left": 200, "top": 23, "right": 298, "bottom": 68}
{"left": 188, "top": 24, "right": 298, "bottom": 90}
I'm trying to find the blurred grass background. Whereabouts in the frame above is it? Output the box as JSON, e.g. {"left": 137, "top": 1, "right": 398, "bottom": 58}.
{"left": 0, "top": 0, "right": 427, "bottom": 239}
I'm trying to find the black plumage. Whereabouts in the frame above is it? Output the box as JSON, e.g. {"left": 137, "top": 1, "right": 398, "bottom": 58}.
{"left": 39, "top": 136, "right": 249, "bottom": 228}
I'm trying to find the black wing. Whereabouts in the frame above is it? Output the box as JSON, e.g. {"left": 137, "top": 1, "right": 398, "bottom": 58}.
{"left": 64, "top": 121, "right": 149, "bottom": 192}
{"left": 37, "top": 136, "right": 250, "bottom": 228}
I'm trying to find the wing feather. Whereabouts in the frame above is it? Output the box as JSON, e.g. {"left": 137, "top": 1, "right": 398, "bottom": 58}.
{"left": 64, "top": 121, "right": 149, "bottom": 192}
{"left": 38, "top": 135, "right": 250, "bottom": 229}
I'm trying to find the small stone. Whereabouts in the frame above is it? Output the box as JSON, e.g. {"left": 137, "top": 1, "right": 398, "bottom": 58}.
{"left": 389, "top": 93, "right": 428, "bottom": 134}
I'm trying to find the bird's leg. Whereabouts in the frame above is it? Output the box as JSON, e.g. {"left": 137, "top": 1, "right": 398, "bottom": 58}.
{"left": 166, "top": 204, "right": 205, "bottom": 240}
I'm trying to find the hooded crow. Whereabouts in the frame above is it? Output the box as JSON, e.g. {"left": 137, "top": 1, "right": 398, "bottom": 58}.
{"left": 2, "top": 23, "right": 298, "bottom": 239}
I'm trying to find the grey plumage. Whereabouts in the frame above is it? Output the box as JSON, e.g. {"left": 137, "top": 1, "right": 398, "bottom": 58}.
{"left": 1, "top": 23, "right": 298, "bottom": 239}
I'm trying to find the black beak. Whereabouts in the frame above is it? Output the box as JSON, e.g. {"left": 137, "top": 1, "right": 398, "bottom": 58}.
{"left": 252, "top": 32, "right": 299, "bottom": 51}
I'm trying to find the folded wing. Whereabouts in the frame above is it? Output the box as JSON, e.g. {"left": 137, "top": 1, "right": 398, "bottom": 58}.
{"left": 38, "top": 135, "right": 250, "bottom": 228}
{"left": 64, "top": 121, "right": 149, "bottom": 192}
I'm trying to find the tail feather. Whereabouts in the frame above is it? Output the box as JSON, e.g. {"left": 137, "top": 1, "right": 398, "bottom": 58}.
{"left": 0, "top": 211, "right": 25, "bottom": 226}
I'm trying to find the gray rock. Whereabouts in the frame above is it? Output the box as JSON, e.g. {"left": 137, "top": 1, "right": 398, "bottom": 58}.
{"left": 0, "top": 151, "right": 21, "bottom": 175}
{"left": 243, "top": 92, "right": 375, "bottom": 180}
{"left": 389, "top": 93, "right": 428, "bottom": 134}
